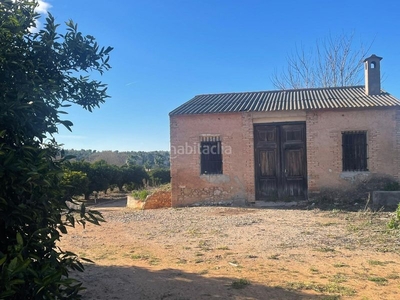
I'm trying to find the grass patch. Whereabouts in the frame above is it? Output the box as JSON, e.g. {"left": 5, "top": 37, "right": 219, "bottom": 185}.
{"left": 314, "top": 247, "right": 335, "bottom": 253}
{"left": 367, "top": 260, "right": 387, "bottom": 266}
{"left": 231, "top": 278, "right": 250, "bottom": 289}
{"left": 268, "top": 254, "right": 280, "bottom": 260}
{"left": 328, "top": 209, "right": 343, "bottom": 217}
{"left": 217, "top": 246, "right": 229, "bottom": 250}
{"left": 309, "top": 267, "right": 319, "bottom": 274}
{"left": 318, "top": 222, "right": 337, "bottom": 227}
{"left": 197, "top": 240, "right": 212, "bottom": 251}
{"left": 301, "top": 230, "right": 313, "bottom": 235}
{"left": 187, "top": 228, "right": 202, "bottom": 237}
{"left": 286, "top": 281, "right": 356, "bottom": 296}
{"left": 130, "top": 254, "right": 145, "bottom": 260}
{"left": 131, "top": 189, "right": 150, "bottom": 201}
{"left": 176, "top": 258, "right": 187, "bottom": 264}
{"left": 333, "top": 262, "right": 349, "bottom": 268}
{"left": 130, "top": 252, "right": 159, "bottom": 265}
{"left": 387, "top": 203, "right": 400, "bottom": 229}
{"left": 149, "top": 257, "right": 160, "bottom": 265}
{"left": 330, "top": 273, "right": 348, "bottom": 283}
{"left": 387, "top": 273, "right": 400, "bottom": 280}
{"left": 367, "top": 276, "right": 388, "bottom": 285}
{"left": 340, "top": 209, "right": 400, "bottom": 252}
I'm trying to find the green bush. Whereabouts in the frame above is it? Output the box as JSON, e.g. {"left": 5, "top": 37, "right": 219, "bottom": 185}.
{"left": 132, "top": 190, "right": 151, "bottom": 201}
{"left": 387, "top": 203, "right": 400, "bottom": 229}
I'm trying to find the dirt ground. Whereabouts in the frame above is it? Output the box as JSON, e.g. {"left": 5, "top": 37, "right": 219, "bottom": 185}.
{"left": 59, "top": 195, "right": 400, "bottom": 300}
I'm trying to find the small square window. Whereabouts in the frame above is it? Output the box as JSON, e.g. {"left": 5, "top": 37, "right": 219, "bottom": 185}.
{"left": 342, "top": 131, "right": 368, "bottom": 171}
{"left": 200, "top": 140, "right": 222, "bottom": 175}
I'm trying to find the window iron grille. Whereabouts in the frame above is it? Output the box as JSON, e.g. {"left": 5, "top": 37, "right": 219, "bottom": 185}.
{"left": 200, "top": 140, "right": 222, "bottom": 175}
{"left": 342, "top": 131, "right": 368, "bottom": 171}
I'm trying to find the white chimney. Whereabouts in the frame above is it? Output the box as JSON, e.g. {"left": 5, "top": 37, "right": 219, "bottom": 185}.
{"left": 363, "top": 54, "right": 382, "bottom": 95}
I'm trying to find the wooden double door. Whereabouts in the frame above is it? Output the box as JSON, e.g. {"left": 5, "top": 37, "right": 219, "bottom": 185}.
{"left": 254, "top": 123, "right": 307, "bottom": 201}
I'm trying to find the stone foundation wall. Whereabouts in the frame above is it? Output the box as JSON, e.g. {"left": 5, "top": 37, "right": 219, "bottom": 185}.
{"left": 308, "top": 173, "right": 398, "bottom": 205}
{"left": 127, "top": 191, "right": 171, "bottom": 210}
{"left": 143, "top": 191, "right": 171, "bottom": 209}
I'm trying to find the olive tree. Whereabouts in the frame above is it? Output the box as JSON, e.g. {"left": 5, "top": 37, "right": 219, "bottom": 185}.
{"left": 0, "top": 0, "right": 112, "bottom": 298}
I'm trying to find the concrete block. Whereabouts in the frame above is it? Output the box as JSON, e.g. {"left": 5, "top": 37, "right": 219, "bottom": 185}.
{"left": 372, "top": 191, "right": 400, "bottom": 208}
{"left": 126, "top": 195, "right": 145, "bottom": 210}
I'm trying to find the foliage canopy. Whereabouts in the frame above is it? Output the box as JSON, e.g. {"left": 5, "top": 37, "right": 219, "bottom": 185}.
{"left": 0, "top": 0, "right": 112, "bottom": 298}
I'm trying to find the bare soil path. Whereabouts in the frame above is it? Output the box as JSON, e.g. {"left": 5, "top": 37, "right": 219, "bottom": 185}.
{"left": 59, "top": 196, "right": 400, "bottom": 299}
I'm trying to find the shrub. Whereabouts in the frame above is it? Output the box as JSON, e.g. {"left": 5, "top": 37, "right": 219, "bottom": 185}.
{"left": 132, "top": 190, "right": 151, "bottom": 201}
{"left": 387, "top": 203, "right": 400, "bottom": 229}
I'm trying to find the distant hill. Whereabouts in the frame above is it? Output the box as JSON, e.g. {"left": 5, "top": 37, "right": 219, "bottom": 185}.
{"left": 63, "top": 149, "right": 170, "bottom": 168}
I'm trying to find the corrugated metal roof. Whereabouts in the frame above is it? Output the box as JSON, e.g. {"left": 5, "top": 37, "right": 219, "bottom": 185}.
{"left": 169, "top": 86, "right": 400, "bottom": 116}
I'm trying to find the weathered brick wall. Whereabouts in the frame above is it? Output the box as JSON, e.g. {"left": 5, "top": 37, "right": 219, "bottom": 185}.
{"left": 170, "top": 113, "right": 254, "bottom": 206}
{"left": 306, "top": 108, "right": 400, "bottom": 196}
{"left": 171, "top": 108, "right": 400, "bottom": 205}
{"left": 241, "top": 112, "right": 255, "bottom": 202}
{"left": 396, "top": 109, "right": 400, "bottom": 180}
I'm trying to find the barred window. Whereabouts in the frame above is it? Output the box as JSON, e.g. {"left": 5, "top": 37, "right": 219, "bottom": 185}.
{"left": 200, "top": 136, "right": 222, "bottom": 175}
{"left": 342, "top": 131, "right": 368, "bottom": 171}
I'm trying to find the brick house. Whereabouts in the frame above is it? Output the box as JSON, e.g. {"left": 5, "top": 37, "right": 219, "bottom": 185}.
{"left": 169, "top": 55, "right": 400, "bottom": 206}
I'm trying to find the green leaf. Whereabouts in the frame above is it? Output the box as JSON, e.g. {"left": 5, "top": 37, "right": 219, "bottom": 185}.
{"left": 0, "top": 290, "right": 16, "bottom": 298}
{"left": 9, "top": 279, "right": 25, "bottom": 286}
{"left": 0, "top": 255, "right": 7, "bottom": 266}
{"left": 58, "top": 225, "right": 67, "bottom": 234}
{"left": 80, "top": 202, "right": 86, "bottom": 217}
{"left": 16, "top": 232, "right": 23, "bottom": 246}
{"left": 8, "top": 257, "right": 18, "bottom": 273}
{"left": 10, "top": 259, "right": 31, "bottom": 276}
{"left": 81, "top": 257, "right": 94, "bottom": 264}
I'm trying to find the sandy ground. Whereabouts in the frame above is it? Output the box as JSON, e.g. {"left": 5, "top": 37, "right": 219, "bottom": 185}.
{"left": 59, "top": 195, "right": 400, "bottom": 300}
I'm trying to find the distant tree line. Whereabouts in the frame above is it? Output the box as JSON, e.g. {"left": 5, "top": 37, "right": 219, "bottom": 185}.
{"left": 63, "top": 149, "right": 170, "bottom": 168}
{"left": 61, "top": 159, "right": 170, "bottom": 200}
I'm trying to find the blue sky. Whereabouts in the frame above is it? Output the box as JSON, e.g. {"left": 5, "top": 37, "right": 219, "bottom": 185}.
{"left": 40, "top": 0, "right": 400, "bottom": 151}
